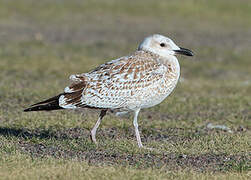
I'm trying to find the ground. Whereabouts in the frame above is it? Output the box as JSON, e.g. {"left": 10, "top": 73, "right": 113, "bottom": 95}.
{"left": 0, "top": 0, "right": 250, "bottom": 179}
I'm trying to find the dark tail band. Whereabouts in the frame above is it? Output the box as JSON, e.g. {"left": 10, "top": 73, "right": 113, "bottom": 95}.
{"left": 24, "top": 94, "right": 64, "bottom": 112}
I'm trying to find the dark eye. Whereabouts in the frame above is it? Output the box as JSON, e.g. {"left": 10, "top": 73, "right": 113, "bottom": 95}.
{"left": 160, "top": 43, "right": 166, "bottom": 47}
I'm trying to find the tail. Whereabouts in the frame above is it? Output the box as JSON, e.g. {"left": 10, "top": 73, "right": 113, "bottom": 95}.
{"left": 24, "top": 93, "right": 64, "bottom": 112}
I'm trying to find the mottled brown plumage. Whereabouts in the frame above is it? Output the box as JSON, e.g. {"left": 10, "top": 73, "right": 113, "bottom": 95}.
{"left": 24, "top": 34, "right": 193, "bottom": 148}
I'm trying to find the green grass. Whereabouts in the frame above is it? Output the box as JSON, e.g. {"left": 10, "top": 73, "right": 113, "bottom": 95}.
{"left": 0, "top": 0, "right": 250, "bottom": 179}
{"left": 1, "top": 154, "right": 249, "bottom": 180}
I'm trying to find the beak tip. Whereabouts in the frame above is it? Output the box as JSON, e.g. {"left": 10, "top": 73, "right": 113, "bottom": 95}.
{"left": 175, "top": 47, "right": 194, "bottom": 57}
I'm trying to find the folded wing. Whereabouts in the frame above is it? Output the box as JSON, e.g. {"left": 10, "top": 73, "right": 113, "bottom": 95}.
{"left": 59, "top": 51, "right": 166, "bottom": 110}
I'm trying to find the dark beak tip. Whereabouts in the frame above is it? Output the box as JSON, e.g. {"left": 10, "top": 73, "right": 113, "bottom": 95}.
{"left": 175, "top": 47, "right": 194, "bottom": 57}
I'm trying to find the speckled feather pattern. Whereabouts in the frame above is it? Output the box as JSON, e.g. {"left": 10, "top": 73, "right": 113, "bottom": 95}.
{"left": 59, "top": 50, "right": 180, "bottom": 111}
{"left": 24, "top": 34, "right": 193, "bottom": 148}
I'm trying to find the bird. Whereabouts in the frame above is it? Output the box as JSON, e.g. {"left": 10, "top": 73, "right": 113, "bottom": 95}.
{"left": 24, "top": 34, "right": 193, "bottom": 148}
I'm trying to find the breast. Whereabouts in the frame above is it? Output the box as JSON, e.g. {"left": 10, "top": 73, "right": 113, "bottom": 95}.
{"left": 125, "top": 67, "right": 180, "bottom": 110}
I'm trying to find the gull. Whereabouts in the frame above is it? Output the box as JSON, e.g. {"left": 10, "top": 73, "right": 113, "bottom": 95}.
{"left": 24, "top": 34, "right": 193, "bottom": 148}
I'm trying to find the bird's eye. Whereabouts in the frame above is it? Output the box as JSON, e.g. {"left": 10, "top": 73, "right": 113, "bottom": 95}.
{"left": 160, "top": 43, "right": 166, "bottom": 47}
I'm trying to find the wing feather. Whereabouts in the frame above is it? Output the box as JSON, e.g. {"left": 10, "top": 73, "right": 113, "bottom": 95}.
{"left": 60, "top": 51, "right": 166, "bottom": 109}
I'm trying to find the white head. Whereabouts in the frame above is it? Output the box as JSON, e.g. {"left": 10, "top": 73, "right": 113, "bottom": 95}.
{"left": 138, "top": 34, "right": 193, "bottom": 57}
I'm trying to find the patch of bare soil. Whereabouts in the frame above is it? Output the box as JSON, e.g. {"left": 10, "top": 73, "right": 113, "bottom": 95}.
{"left": 17, "top": 140, "right": 249, "bottom": 172}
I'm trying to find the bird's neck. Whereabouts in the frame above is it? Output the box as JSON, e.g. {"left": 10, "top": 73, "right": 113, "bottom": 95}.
{"left": 156, "top": 54, "right": 180, "bottom": 77}
{"left": 139, "top": 50, "right": 180, "bottom": 77}
{"left": 165, "top": 55, "right": 180, "bottom": 73}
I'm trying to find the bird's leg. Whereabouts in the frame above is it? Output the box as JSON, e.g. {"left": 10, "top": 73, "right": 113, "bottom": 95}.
{"left": 90, "top": 109, "right": 107, "bottom": 144}
{"left": 133, "top": 109, "right": 143, "bottom": 148}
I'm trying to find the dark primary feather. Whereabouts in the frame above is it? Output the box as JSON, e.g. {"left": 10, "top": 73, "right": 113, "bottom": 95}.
{"left": 24, "top": 94, "right": 64, "bottom": 112}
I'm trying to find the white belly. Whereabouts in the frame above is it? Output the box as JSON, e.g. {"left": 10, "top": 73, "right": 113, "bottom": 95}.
{"left": 125, "top": 76, "right": 179, "bottom": 110}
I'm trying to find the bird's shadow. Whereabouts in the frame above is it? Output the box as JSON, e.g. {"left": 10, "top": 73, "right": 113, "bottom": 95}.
{"left": 0, "top": 127, "right": 83, "bottom": 141}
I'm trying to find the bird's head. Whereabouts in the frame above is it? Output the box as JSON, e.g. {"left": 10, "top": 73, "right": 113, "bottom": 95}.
{"left": 138, "top": 34, "right": 194, "bottom": 58}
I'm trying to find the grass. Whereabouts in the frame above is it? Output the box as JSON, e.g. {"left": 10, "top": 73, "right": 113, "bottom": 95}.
{"left": 0, "top": 0, "right": 250, "bottom": 179}
{"left": 1, "top": 154, "right": 249, "bottom": 180}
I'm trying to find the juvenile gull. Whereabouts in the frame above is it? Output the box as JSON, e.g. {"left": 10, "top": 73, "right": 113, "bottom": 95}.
{"left": 24, "top": 34, "right": 193, "bottom": 148}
